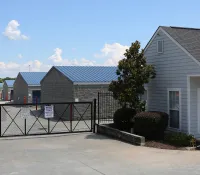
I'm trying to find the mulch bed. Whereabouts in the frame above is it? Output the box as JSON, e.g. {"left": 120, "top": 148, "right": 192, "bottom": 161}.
{"left": 145, "top": 140, "right": 186, "bottom": 150}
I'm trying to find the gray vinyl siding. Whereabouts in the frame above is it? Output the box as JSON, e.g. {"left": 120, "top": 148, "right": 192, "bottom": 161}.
{"left": 145, "top": 29, "right": 200, "bottom": 136}
{"left": 13, "top": 74, "right": 28, "bottom": 104}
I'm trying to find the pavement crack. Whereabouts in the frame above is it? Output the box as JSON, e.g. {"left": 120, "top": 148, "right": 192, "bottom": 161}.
{"left": 77, "top": 160, "right": 106, "bottom": 175}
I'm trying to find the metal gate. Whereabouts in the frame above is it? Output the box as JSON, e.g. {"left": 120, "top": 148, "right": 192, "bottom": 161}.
{"left": 97, "top": 92, "right": 121, "bottom": 124}
{"left": 0, "top": 101, "right": 96, "bottom": 137}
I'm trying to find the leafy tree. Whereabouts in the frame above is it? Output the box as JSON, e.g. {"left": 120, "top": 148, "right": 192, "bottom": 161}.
{"left": 109, "top": 40, "right": 156, "bottom": 112}
{"left": 0, "top": 77, "right": 16, "bottom": 83}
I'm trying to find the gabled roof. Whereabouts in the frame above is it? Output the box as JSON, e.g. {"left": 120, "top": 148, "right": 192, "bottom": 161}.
{"left": 161, "top": 26, "right": 200, "bottom": 63}
{"left": 0, "top": 83, "right": 3, "bottom": 88}
{"left": 54, "top": 66, "right": 118, "bottom": 84}
{"left": 144, "top": 26, "right": 200, "bottom": 66}
{"left": 20, "top": 72, "right": 47, "bottom": 86}
{"left": 5, "top": 80, "right": 15, "bottom": 87}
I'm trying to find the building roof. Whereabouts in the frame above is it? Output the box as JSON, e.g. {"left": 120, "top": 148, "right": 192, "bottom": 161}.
{"left": 0, "top": 83, "right": 3, "bottom": 88}
{"left": 54, "top": 66, "right": 118, "bottom": 84}
{"left": 5, "top": 80, "right": 15, "bottom": 87}
{"left": 161, "top": 26, "right": 200, "bottom": 63}
{"left": 20, "top": 72, "right": 47, "bottom": 86}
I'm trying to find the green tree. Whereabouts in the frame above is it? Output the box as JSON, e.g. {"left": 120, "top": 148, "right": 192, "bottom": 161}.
{"left": 109, "top": 40, "right": 156, "bottom": 112}
{"left": 0, "top": 77, "right": 16, "bottom": 83}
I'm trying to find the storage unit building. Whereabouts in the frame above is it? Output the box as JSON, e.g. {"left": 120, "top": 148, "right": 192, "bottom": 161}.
{"left": 40, "top": 66, "right": 118, "bottom": 119}
{"left": 3, "top": 80, "right": 15, "bottom": 101}
{"left": 14, "top": 72, "right": 47, "bottom": 104}
{"left": 0, "top": 83, "right": 3, "bottom": 99}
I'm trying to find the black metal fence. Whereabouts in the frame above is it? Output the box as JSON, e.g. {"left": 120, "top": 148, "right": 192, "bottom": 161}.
{"left": 0, "top": 101, "right": 96, "bottom": 137}
{"left": 97, "top": 92, "right": 121, "bottom": 124}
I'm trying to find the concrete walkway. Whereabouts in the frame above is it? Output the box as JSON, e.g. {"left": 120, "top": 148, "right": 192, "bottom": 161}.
{"left": 0, "top": 133, "right": 200, "bottom": 175}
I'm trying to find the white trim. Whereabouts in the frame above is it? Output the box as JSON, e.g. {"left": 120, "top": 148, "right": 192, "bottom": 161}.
{"left": 73, "top": 82, "right": 110, "bottom": 85}
{"left": 187, "top": 75, "right": 191, "bottom": 134}
{"left": 144, "top": 27, "right": 161, "bottom": 53}
{"left": 187, "top": 74, "right": 200, "bottom": 134}
{"left": 28, "top": 85, "right": 41, "bottom": 87}
{"left": 157, "top": 40, "right": 164, "bottom": 53}
{"left": 197, "top": 88, "right": 200, "bottom": 134}
{"left": 144, "top": 27, "right": 200, "bottom": 68}
{"left": 167, "top": 88, "right": 182, "bottom": 131}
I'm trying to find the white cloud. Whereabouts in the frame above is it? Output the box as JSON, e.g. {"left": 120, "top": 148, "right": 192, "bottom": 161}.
{"left": 0, "top": 60, "right": 51, "bottom": 77}
{"left": 18, "top": 54, "right": 23, "bottom": 59}
{"left": 23, "top": 60, "right": 50, "bottom": 72}
{"left": 49, "top": 48, "right": 95, "bottom": 66}
{"left": 95, "top": 43, "right": 129, "bottom": 66}
{"left": 3, "top": 20, "right": 29, "bottom": 40}
{"left": 0, "top": 43, "right": 128, "bottom": 77}
{"left": 48, "top": 48, "right": 63, "bottom": 62}
{"left": 60, "top": 58, "right": 95, "bottom": 66}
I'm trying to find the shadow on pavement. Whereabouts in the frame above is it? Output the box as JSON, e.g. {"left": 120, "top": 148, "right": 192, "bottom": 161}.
{"left": 0, "top": 133, "right": 82, "bottom": 141}
{"left": 85, "top": 133, "right": 111, "bottom": 140}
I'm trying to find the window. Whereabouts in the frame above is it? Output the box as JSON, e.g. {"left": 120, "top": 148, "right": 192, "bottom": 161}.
{"left": 168, "top": 90, "right": 180, "bottom": 129}
{"left": 157, "top": 40, "right": 163, "bottom": 53}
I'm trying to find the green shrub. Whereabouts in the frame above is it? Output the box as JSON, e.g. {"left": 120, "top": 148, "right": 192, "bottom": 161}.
{"left": 113, "top": 107, "right": 136, "bottom": 131}
{"left": 164, "top": 132, "right": 194, "bottom": 147}
{"left": 134, "top": 111, "right": 169, "bottom": 140}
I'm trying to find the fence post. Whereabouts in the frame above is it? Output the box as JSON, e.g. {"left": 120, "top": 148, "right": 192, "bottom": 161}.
{"left": 93, "top": 99, "right": 96, "bottom": 133}
{"left": 98, "top": 92, "right": 99, "bottom": 125}
{"left": 36, "top": 97, "right": 38, "bottom": 110}
{"left": 48, "top": 118, "right": 50, "bottom": 134}
{"left": 70, "top": 104, "right": 72, "bottom": 132}
{"left": 24, "top": 96, "right": 26, "bottom": 104}
{"left": 24, "top": 96, "right": 26, "bottom": 135}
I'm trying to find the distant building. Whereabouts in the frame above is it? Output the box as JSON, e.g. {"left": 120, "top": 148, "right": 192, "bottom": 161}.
{"left": 3, "top": 80, "right": 15, "bottom": 101}
{"left": 41, "top": 66, "right": 118, "bottom": 119}
{"left": 0, "top": 83, "right": 3, "bottom": 99}
{"left": 14, "top": 72, "right": 47, "bottom": 104}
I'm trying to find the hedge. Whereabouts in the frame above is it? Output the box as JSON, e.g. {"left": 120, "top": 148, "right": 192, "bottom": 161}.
{"left": 113, "top": 107, "right": 136, "bottom": 131}
{"left": 134, "top": 111, "right": 169, "bottom": 140}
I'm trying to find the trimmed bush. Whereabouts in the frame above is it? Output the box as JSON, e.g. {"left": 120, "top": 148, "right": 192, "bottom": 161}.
{"left": 164, "top": 132, "right": 194, "bottom": 147}
{"left": 134, "top": 111, "right": 169, "bottom": 140}
{"left": 113, "top": 108, "right": 136, "bottom": 131}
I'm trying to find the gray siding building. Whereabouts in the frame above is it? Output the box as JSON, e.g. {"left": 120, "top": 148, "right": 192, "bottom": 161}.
{"left": 3, "top": 80, "right": 15, "bottom": 101}
{"left": 144, "top": 26, "right": 200, "bottom": 138}
{"left": 41, "top": 66, "right": 117, "bottom": 119}
{"left": 0, "top": 83, "right": 3, "bottom": 99}
{"left": 14, "top": 72, "right": 47, "bottom": 104}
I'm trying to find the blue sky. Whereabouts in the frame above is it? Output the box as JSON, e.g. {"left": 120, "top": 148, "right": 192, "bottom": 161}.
{"left": 0, "top": 0, "right": 200, "bottom": 77}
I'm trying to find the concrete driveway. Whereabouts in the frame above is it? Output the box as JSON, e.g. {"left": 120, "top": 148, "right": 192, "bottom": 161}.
{"left": 0, "top": 133, "right": 200, "bottom": 175}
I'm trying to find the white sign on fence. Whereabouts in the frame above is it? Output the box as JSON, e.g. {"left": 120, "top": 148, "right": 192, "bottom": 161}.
{"left": 20, "top": 107, "right": 30, "bottom": 119}
{"left": 1, "top": 108, "right": 7, "bottom": 121}
{"left": 44, "top": 105, "right": 54, "bottom": 118}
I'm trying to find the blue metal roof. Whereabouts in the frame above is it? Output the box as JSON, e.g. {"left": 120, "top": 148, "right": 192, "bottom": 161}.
{"left": 5, "top": 80, "right": 15, "bottom": 87}
{"left": 20, "top": 72, "right": 47, "bottom": 85}
{"left": 54, "top": 66, "right": 118, "bottom": 83}
{"left": 0, "top": 83, "right": 3, "bottom": 88}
